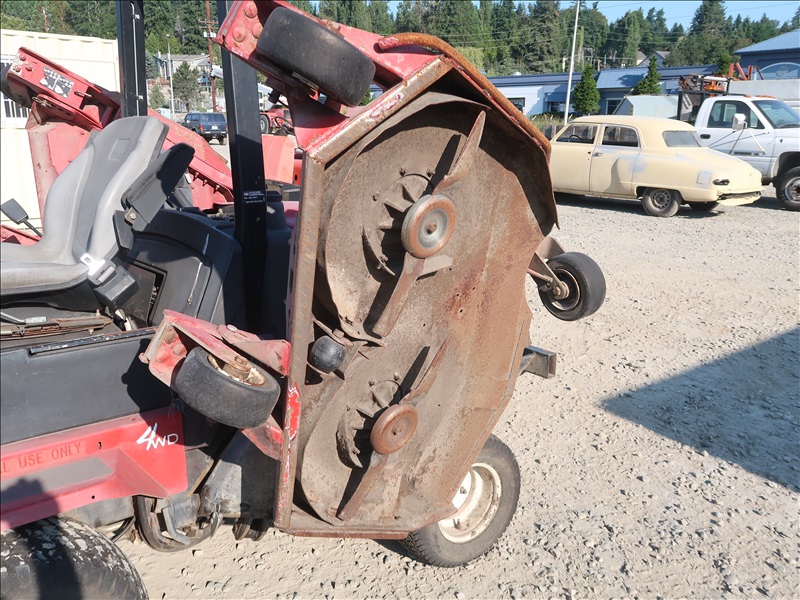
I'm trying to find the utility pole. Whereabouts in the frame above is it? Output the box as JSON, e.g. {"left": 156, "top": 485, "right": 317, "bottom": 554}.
{"left": 201, "top": 0, "right": 218, "bottom": 112}
{"left": 564, "top": 0, "right": 580, "bottom": 126}
{"left": 167, "top": 34, "right": 175, "bottom": 117}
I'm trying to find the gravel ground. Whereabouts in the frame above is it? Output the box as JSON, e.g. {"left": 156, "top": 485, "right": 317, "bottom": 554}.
{"left": 123, "top": 186, "right": 799, "bottom": 599}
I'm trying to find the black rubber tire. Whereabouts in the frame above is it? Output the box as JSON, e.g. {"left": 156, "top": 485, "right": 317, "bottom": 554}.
{"left": 688, "top": 201, "right": 718, "bottom": 212}
{"left": 1, "top": 517, "right": 147, "bottom": 599}
{"left": 641, "top": 188, "right": 681, "bottom": 217}
{"left": 775, "top": 167, "right": 800, "bottom": 211}
{"left": 173, "top": 347, "right": 280, "bottom": 429}
{"left": 256, "top": 7, "right": 375, "bottom": 107}
{"left": 400, "top": 435, "right": 520, "bottom": 568}
{"left": 259, "top": 114, "right": 270, "bottom": 135}
{"left": 538, "top": 252, "right": 606, "bottom": 321}
{"left": 220, "top": 135, "right": 228, "bottom": 146}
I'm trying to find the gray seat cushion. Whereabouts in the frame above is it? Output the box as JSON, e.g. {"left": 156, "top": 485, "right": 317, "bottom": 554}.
{"left": 1, "top": 116, "right": 167, "bottom": 296}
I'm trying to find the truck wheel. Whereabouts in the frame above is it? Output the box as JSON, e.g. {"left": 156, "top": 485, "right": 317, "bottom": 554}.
{"left": 401, "top": 435, "right": 520, "bottom": 567}
{"left": 775, "top": 167, "right": 800, "bottom": 211}
{"left": 259, "top": 114, "right": 270, "bottom": 135}
{"left": 1, "top": 517, "right": 147, "bottom": 599}
{"left": 174, "top": 346, "right": 280, "bottom": 429}
{"left": 220, "top": 135, "right": 228, "bottom": 146}
{"left": 538, "top": 252, "right": 606, "bottom": 321}
{"left": 256, "top": 7, "right": 375, "bottom": 107}
{"left": 688, "top": 201, "right": 718, "bottom": 212}
{"left": 642, "top": 188, "right": 680, "bottom": 217}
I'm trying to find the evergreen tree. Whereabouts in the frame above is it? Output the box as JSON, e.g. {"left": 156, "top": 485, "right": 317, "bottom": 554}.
{"left": 487, "top": 0, "right": 518, "bottom": 73}
{"left": 65, "top": 0, "right": 115, "bottom": 39}
{"left": 149, "top": 84, "right": 166, "bottom": 109}
{"left": 0, "top": 12, "right": 28, "bottom": 30}
{"left": 572, "top": 62, "right": 600, "bottom": 115}
{"left": 289, "top": 0, "right": 316, "bottom": 16}
{"left": 432, "top": 0, "right": 482, "bottom": 46}
{"left": 631, "top": 57, "right": 661, "bottom": 95}
{"left": 603, "top": 10, "right": 646, "bottom": 68}
{"left": 395, "top": 0, "right": 424, "bottom": 33}
{"left": 369, "top": 0, "right": 394, "bottom": 35}
{"left": 522, "top": 1, "right": 561, "bottom": 74}
{"left": 172, "top": 62, "right": 200, "bottom": 112}
{"left": 667, "top": 0, "right": 732, "bottom": 67}
{"left": 560, "top": 4, "right": 608, "bottom": 68}
{"left": 642, "top": 8, "right": 669, "bottom": 54}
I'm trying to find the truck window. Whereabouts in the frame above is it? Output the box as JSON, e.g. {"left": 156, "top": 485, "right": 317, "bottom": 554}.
{"left": 600, "top": 126, "right": 639, "bottom": 148}
{"left": 753, "top": 99, "right": 800, "bottom": 129}
{"left": 555, "top": 124, "right": 597, "bottom": 144}
{"left": 707, "top": 100, "right": 764, "bottom": 129}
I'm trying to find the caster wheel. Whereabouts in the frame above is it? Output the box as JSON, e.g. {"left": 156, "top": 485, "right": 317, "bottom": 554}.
{"left": 538, "top": 252, "right": 605, "bottom": 321}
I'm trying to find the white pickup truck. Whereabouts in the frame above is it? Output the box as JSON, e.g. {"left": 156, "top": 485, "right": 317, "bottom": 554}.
{"left": 693, "top": 95, "right": 800, "bottom": 210}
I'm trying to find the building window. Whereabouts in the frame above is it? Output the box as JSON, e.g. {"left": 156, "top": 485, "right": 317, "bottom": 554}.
{"left": 1, "top": 59, "right": 31, "bottom": 123}
{"left": 508, "top": 97, "right": 525, "bottom": 112}
{"left": 606, "top": 98, "right": 622, "bottom": 115}
{"left": 547, "top": 101, "right": 565, "bottom": 114}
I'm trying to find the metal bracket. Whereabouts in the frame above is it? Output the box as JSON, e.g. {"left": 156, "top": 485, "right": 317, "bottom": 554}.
{"left": 519, "top": 345, "right": 557, "bottom": 379}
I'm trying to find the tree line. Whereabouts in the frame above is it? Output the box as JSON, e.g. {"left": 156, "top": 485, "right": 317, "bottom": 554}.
{"left": 1, "top": 0, "right": 798, "bottom": 77}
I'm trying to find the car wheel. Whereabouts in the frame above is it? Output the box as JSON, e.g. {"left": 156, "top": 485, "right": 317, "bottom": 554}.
{"left": 538, "top": 252, "right": 606, "bottom": 322}
{"left": 400, "top": 435, "right": 520, "bottom": 567}
{"left": 641, "top": 188, "right": 681, "bottom": 217}
{"left": 220, "top": 136, "right": 228, "bottom": 146}
{"left": 255, "top": 7, "right": 375, "bottom": 107}
{"left": 688, "top": 201, "right": 718, "bottom": 212}
{"left": 775, "top": 167, "right": 800, "bottom": 211}
{"left": 1, "top": 517, "right": 147, "bottom": 599}
{"left": 259, "top": 114, "right": 270, "bottom": 135}
{"left": 173, "top": 346, "right": 280, "bottom": 429}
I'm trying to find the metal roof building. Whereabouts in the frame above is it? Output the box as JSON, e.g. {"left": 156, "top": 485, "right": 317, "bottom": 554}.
{"left": 735, "top": 29, "right": 800, "bottom": 79}
{"left": 488, "top": 64, "right": 714, "bottom": 117}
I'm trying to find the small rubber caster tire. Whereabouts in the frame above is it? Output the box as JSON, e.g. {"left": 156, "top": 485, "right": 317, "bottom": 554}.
{"left": 174, "top": 346, "right": 280, "bottom": 429}
{"left": 538, "top": 252, "right": 606, "bottom": 321}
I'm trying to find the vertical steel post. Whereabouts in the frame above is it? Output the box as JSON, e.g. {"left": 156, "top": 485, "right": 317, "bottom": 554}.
{"left": 116, "top": 0, "right": 147, "bottom": 117}
{"left": 217, "top": 0, "right": 267, "bottom": 333}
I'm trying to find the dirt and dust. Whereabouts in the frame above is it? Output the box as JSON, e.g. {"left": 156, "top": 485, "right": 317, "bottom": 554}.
{"left": 123, "top": 187, "right": 799, "bottom": 599}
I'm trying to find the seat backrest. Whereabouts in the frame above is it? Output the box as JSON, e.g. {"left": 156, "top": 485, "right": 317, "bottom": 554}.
{"left": 0, "top": 117, "right": 168, "bottom": 297}
{"left": 74, "top": 117, "right": 169, "bottom": 262}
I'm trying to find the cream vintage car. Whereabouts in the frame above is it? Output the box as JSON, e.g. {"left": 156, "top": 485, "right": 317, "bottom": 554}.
{"left": 549, "top": 115, "right": 762, "bottom": 217}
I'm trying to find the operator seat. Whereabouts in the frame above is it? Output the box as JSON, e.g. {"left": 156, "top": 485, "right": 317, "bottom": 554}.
{"left": 0, "top": 116, "right": 168, "bottom": 297}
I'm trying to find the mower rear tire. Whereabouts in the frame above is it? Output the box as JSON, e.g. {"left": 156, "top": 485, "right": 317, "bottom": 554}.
{"left": 0, "top": 516, "right": 147, "bottom": 599}
{"left": 401, "top": 435, "right": 520, "bottom": 567}
{"left": 256, "top": 7, "right": 375, "bottom": 107}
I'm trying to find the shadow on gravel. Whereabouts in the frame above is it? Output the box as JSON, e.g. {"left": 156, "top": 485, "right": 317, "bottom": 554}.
{"left": 736, "top": 194, "right": 787, "bottom": 212}
{"left": 555, "top": 194, "right": 725, "bottom": 219}
{"left": 603, "top": 328, "right": 800, "bottom": 491}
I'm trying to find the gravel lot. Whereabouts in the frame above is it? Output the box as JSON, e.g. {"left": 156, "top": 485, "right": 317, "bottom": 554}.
{"left": 124, "top": 186, "right": 799, "bottom": 599}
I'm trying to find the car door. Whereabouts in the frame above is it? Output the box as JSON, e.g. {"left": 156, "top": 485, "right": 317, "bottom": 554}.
{"left": 549, "top": 123, "right": 599, "bottom": 193}
{"left": 589, "top": 124, "right": 640, "bottom": 198}
{"left": 697, "top": 99, "right": 772, "bottom": 176}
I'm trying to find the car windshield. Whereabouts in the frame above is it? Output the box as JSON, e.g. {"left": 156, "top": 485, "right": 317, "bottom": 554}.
{"left": 202, "top": 113, "right": 226, "bottom": 123}
{"left": 662, "top": 130, "right": 701, "bottom": 147}
{"left": 753, "top": 100, "right": 799, "bottom": 129}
